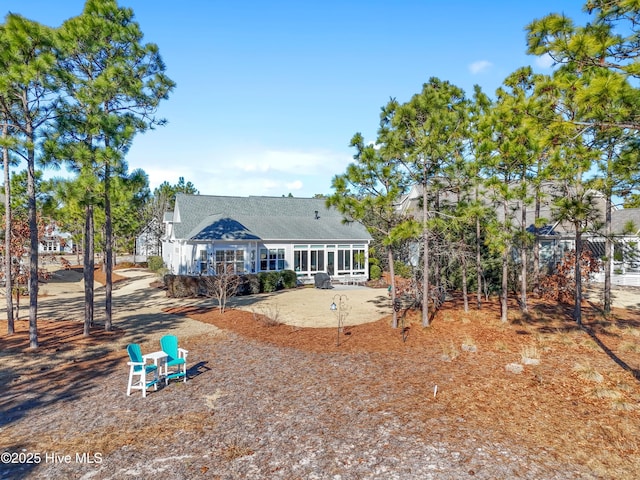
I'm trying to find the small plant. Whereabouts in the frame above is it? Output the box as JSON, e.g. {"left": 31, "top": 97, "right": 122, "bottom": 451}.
{"left": 369, "top": 264, "right": 382, "bottom": 280}
{"left": 590, "top": 387, "right": 622, "bottom": 400}
{"left": 573, "top": 362, "right": 604, "bottom": 382}
{"left": 148, "top": 255, "right": 164, "bottom": 272}
{"left": 439, "top": 340, "right": 459, "bottom": 362}
{"left": 626, "top": 326, "right": 640, "bottom": 338}
{"left": 252, "top": 304, "right": 281, "bottom": 326}
{"left": 619, "top": 341, "right": 640, "bottom": 353}
{"left": 493, "top": 340, "right": 511, "bottom": 353}
{"left": 461, "top": 336, "right": 477, "bottom": 353}
{"left": 259, "top": 271, "right": 284, "bottom": 292}
{"left": 238, "top": 274, "right": 261, "bottom": 295}
{"left": 441, "top": 312, "right": 455, "bottom": 322}
{"left": 393, "top": 260, "right": 413, "bottom": 279}
{"left": 579, "top": 337, "right": 600, "bottom": 350}
{"left": 520, "top": 344, "right": 540, "bottom": 365}
{"left": 553, "top": 328, "right": 577, "bottom": 346}
{"left": 611, "top": 398, "right": 636, "bottom": 411}
{"left": 221, "top": 439, "right": 254, "bottom": 461}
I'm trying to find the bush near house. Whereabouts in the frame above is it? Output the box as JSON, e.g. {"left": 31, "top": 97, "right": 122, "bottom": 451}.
{"left": 148, "top": 255, "right": 164, "bottom": 272}
{"left": 238, "top": 274, "right": 261, "bottom": 295}
{"left": 370, "top": 264, "right": 382, "bottom": 280}
{"left": 164, "top": 270, "right": 299, "bottom": 298}
{"left": 281, "top": 270, "right": 297, "bottom": 289}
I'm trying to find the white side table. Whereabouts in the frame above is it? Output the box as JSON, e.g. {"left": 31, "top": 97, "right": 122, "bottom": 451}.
{"left": 143, "top": 350, "right": 168, "bottom": 388}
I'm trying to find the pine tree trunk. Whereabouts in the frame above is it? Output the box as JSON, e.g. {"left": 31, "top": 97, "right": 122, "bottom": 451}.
{"left": 604, "top": 195, "right": 612, "bottom": 315}
{"left": 461, "top": 254, "right": 469, "bottom": 313}
{"left": 476, "top": 215, "right": 482, "bottom": 309}
{"left": 387, "top": 245, "right": 398, "bottom": 329}
{"left": 533, "top": 192, "right": 541, "bottom": 295}
{"left": 574, "top": 226, "right": 583, "bottom": 325}
{"left": 501, "top": 200, "right": 509, "bottom": 323}
{"left": 83, "top": 204, "right": 95, "bottom": 336}
{"left": 422, "top": 181, "right": 430, "bottom": 327}
{"left": 501, "top": 249, "right": 509, "bottom": 323}
{"left": 27, "top": 124, "right": 38, "bottom": 348}
{"left": 104, "top": 156, "right": 113, "bottom": 332}
{"left": 3, "top": 125, "right": 14, "bottom": 335}
{"left": 520, "top": 203, "right": 528, "bottom": 313}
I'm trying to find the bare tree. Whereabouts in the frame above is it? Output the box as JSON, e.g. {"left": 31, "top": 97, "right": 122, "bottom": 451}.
{"left": 203, "top": 266, "right": 241, "bottom": 314}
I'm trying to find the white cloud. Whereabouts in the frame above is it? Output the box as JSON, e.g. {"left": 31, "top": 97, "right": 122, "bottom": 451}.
{"left": 469, "top": 60, "right": 493, "bottom": 75}
{"left": 535, "top": 53, "right": 554, "bottom": 69}
{"left": 141, "top": 146, "right": 351, "bottom": 198}
{"left": 231, "top": 148, "right": 345, "bottom": 176}
{"left": 286, "top": 180, "right": 304, "bottom": 191}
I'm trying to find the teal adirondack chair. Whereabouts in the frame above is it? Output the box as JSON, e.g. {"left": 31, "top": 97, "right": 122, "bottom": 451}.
{"left": 160, "top": 335, "right": 188, "bottom": 385}
{"left": 126, "top": 344, "right": 158, "bottom": 397}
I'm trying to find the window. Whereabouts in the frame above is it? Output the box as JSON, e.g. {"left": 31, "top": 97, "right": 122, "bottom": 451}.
{"left": 310, "top": 246, "right": 324, "bottom": 272}
{"left": 260, "top": 248, "right": 284, "bottom": 271}
{"left": 352, "top": 246, "right": 366, "bottom": 272}
{"left": 199, "top": 250, "right": 208, "bottom": 274}
{"left": 337, "top": 246, "right": 351, "bottom": 271}
{"left": 215, "top": 249, "right": 245, "bottom": 274}
{"left": 294, "top": 249, "right": 308, "bottom": 272}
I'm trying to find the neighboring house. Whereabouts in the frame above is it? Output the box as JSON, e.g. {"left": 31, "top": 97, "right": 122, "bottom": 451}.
{"left": 135, "top": 218, "right": 164, "bottom": 260}
{"left": 600, "top": 208, "right": 640, "bottom": 274}
{"left": 396, "top": 183, "right": 640, "bottom": 275}
{"left": 39, "top": 223, "right": 74, "bottom": 255}
{"left": 162, "top": 194, "right": 372, "bottom": 283}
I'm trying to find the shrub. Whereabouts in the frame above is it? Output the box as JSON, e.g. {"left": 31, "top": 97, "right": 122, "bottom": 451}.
{"left": 164, "top": 274, "right": 199, "bottom": 298}
{"left": 239, "top": 274, "right": 261, "bottom": 295}
{"left": 393, "top": 260, "right": 413, "bottom": 279}
{"left": 148, "top": 255, "right": 164, "bottom": 272}
{"left": 257, "top": 272, "right": 269, "bottom": 292}
{"left": 263, "top": 271, "right": 283, "bottom": 292}
{"left": 370, "top": 264, "right": 382, "bottom": 280}
{"left": 281, "top": 270, "right": 298, "bottom": 289}
{"left": 540, "top": 250, "right": 600, "bottom": 303}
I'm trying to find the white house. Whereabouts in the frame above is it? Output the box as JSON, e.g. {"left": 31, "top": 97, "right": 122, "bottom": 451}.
{"left": 134, "top": 218, "right": 163, "bottom": 259}
{"left": 162, "top": 194, "right": 372, "bottom": 283}
{"left": 38, "top": 222, "right": 74, "bottom": 255}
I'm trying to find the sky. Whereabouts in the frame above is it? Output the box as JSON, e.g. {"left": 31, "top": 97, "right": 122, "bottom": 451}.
{"left": 3, "top": 1, "right": 590, "bottom": 198}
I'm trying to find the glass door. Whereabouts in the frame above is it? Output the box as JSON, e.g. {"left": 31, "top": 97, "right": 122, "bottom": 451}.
{"left": 327, "top": 250, "right": 335, "bottom": 276}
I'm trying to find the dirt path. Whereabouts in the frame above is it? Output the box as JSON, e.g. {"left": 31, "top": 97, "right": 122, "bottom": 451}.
{"left": 584, "top": 283, "right": 640, "bottom": 310}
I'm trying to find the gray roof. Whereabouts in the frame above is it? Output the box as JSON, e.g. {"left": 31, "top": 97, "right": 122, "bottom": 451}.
{"left": 612, "top": 208, "right": 640, "bottom": 235}
{"left": 170, "top": 194, "right": 372, "bottom": 243}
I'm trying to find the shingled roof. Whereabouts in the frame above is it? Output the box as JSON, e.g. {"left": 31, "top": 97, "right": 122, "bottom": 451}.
{"left": 612, "top": 208, "right": 640, "bottom": 235}
{"left": 169, "top": 194, "right": 372, "bottom": 242}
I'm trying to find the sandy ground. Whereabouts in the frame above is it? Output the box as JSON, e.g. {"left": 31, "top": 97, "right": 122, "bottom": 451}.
{"left": 0, "top": 268, "right": 393, "bottom": 328}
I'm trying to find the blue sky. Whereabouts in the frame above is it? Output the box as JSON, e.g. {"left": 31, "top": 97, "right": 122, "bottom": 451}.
{"left": 4, "top": 1, "right": 589, "bottom": 197}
